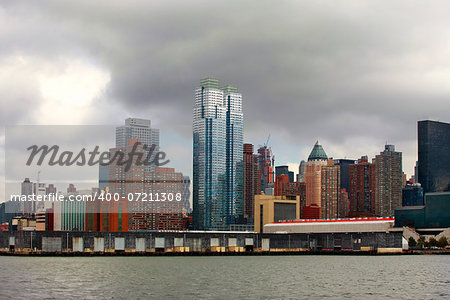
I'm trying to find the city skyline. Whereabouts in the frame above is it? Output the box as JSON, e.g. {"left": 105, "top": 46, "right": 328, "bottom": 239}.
{"left": 2, "top": 1, "right": 450, "bottom": 203}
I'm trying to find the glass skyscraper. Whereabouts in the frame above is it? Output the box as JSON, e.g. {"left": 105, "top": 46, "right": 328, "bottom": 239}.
{"left": 193, "top": 78, "right": 243, "bottom": 230}
{"left": 418, "top": 120, "right": 450, "bottom": 193}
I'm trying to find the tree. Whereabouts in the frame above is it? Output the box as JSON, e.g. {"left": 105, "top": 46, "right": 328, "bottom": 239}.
{"left": 417, "top": 236, "right": 426, "bottom": 248}
{"left": 408, "top": 237, "right": 417, "bottom": 247}
{"left": 437, "top": 236, "right": 448, "bottom": 248}
{"left": 428, "top": 237, "right": 438, "bottom": 248}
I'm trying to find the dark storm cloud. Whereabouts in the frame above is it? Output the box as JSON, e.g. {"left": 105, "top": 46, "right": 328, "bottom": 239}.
{"left": 1, "top": 0, "right": 450, "bottom": 179}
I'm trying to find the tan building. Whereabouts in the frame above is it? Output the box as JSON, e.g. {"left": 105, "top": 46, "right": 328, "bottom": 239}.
{"left": 254, "top": 194, "right": 300, "bottom": 233}
{"left": 304, "top": 141, "right": 328, "bottom": 218}
{"left": 321, "top": 159, "right": 340, "bottom": 219}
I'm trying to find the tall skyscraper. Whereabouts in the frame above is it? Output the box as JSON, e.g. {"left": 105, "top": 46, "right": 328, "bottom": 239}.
{"left": 193, "top": 78, "right": 244, "bottom": 230}
{"left": 321, "top": 159, "right": 340, "bottom": 219}
{"left": 349, "top": 156, "right": 375, "bottom": 217}
{"left": 243, "top": 144, "right": 261, "bottom": 223}
{"left": 304, "top": 141, "right": 328, "bottom": 218}
{"left": 374, "top": 145, "right": 402, "bottom": 217}
{"left": 417, "top": 120, "right": 450, "bottom": 193}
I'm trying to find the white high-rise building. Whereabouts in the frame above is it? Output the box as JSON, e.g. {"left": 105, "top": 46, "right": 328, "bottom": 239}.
{"left": 193, "top": 78, "right": 243, "bottom": 230}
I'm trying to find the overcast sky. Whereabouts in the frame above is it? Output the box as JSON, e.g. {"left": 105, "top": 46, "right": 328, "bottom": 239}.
{"left": 1, "top": 0, "right": 450, "bottom": 200}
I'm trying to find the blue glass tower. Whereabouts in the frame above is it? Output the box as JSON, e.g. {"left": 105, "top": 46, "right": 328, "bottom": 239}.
{"left": 193, "top": 78, "right": 243, "bottom": 230}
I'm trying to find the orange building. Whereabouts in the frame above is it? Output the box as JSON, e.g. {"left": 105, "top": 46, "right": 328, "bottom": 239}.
{"left": 86, "top": 197, "right": 129, "bottom": 232}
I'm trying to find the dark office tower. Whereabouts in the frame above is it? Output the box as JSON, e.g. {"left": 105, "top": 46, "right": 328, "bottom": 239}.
{"left": 275, "top": 166, "right": 289, "bottom": 178}
{"left": 243, "top": 144, "right": 261, "bottom": 223}
{"left": 349, "top": 156, "right": 375, "bottom": 217}
{"left": 288, "top": 171, "right": 294, "bottom": 183}
{"left": 402, "top": 183, "right": 424, "bottom": 206}
{"left": 374, "top": 145, "right": 402, "bottom": 217}
{"left": 334, "top": 159, "right": 356, "bottom": 193}
{"left": 418, "top": 120, "right": 450, "bottom": 193}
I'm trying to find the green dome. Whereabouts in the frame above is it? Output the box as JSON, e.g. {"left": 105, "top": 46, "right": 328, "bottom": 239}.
{"left": 308, "top": 141, "right": 328, "bottom": 161}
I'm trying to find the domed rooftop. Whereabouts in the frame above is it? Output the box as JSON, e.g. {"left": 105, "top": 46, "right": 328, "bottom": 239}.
{"left": 308, "top": 141, "right": 328, "bottom": 161}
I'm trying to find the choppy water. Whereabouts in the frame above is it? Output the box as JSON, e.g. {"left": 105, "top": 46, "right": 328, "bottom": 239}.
{"left": 0, "top": 255, "right": 448, "bottom": 299}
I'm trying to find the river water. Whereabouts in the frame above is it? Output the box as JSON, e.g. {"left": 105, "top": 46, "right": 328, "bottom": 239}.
{"left": 0, "top": 255, "right": 448, "bottom": 299}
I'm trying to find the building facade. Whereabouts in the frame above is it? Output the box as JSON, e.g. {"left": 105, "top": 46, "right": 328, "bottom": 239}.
{"left": 374, "top": 145, "right": 402, "bottom": 217}
{"left": 243, "top": 144, "right": 261, "bottom": 223}
{"left": 417, "top": 120, "right": 450, "bottom": 193}
{"left": 402, "top": 183, "right": 424, "bottom": 206}
{"left": 304, "top": 141, "right": 328, "bottom": 218}
{"left": 321, "top": 159, "right": 340, "bottom": 219}
{"left": 349, "top": 156, "right": 375, "bottom": 217}
{"left": 193, "top": 78, "right": 244, "bottom": 230}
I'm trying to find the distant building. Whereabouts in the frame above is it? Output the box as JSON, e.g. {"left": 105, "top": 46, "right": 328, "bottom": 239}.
{"left": 254, "top": 194, "right": 300, "bottom": 233}
{"left": 116, "top": 118, "right": 159, "bottom": 171}
{"left": 338, "top": 189, "right": 350, "bottom": 218}
{"left": 274, "top": 174, "right": 306, "bottom": 218}
{"left": 193, "top": 78, "right": 244, "bottom": 230}
{"left": 402, "top": 183, "right": 424, "bottom": 206}
{"left": 417, "top": 120, "right": 450, "bottom": 193}
{"left": 275, "top": 166, "right": 289, "bottom": 179}
{"left": 257, "top": 146, "right": 274, "bottom": 192}
{"left": 21, "top": 178, "right": 34, "bottom": 213}
{"left": 303, "top": 204, "right": 321, "bottom": 220}
{"left": 334, "top": 159, "right": 355, "bottom": 193}
{"left": 182, "top": 176, "right": 191, "bottom": 214}
{"left": 374, "top": 145, "right": 402, "bottom": 217}
{"left": 395, "top": 192, "right": 450, "bottom": 228}
{"left": 243, "top": 144, "right": 261, "bottom": 223}
{"left": 297, "top": 160, "right": 306, "bottom": 182}
{"left": 349, "top": 156, "right": 375, "bottom": 217}
{"left": 67, "top": 184, "right": 77, "bottom": 194}
{"left": 304, "top": 141, "right": 328, "bottom": 218}
{"left": 99, "top": 164, "right": 109, "bottom": 192}
{"left": 108, "top": 139, "right": 185, "bottom": 231}
{"left": 46, "top": 184, "right": 56, "bottom": 195}
{"left": 321, "top": 159, "right": 340, "bottom": 219}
